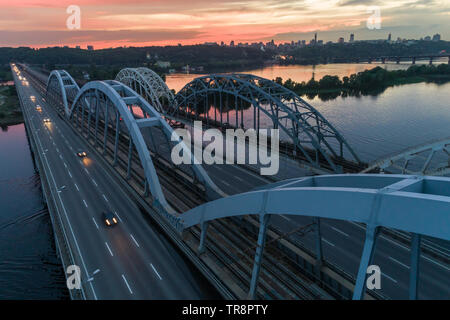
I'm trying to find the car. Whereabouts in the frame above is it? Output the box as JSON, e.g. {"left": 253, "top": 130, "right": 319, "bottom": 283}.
{"left": 43, "top": 118, "right": 51, "bottom": 123}
{"left": 30, "top": 96, "right": 36, "bottom": 102}
{"left": 76, "top": 150, "right": 87, "bottom": 158}
{"left": 36, "top": 106, "right": 42, "bottom": 112}
{"left": 102, "top": 211, "right": 118, "bottom": 227}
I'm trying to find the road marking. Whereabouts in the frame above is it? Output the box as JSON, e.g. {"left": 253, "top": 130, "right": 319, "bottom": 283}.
{"left": 422, "top": 255, "right": 450, "bottom": 272}
{"left": 150, "top": 263, "right": 162, "bottom": 280}
{"left": 103, "top": 194, "right": 109, "bottom": 202}
{"left": 105, "top": 242, "right": 113, "bottom": 256}
{"left": 92, "top": 179, "right": 98, "bottom": 187}
{"left": 74, "top": 183, "right": 79, "bottom": 191}
{"left": 84, "top": 168, "right": 89, "bottom": 174}
{"left": 130, "top": 234, "right": 140, "bottom": 248}
{"left": 83, "top": 200, "right": 88, "bottom": 208}
{"left": 221, "top": 180, "right": 232, "bottom": 187}
{"left": 382, "top": 272, "right": 398, "bottom": 283}
{"left": 331, "top": 226, "right": 350, "bottom": 238}
{"left": 121, "top": 274, "right": 133, "bottom": 294}
{"left": 92, "top": 217, "right": 99, "bottom": 230}
{"left": 115, "top": 211, "right": 123, "bottom": 222}
{"left": 56, "top": 148, "right": 59, "bottom": 153}
{"left": 388, "top": 256, "right": 410, "bottom": 269}
{"left": 68, "top": 171, "right": 72, "bottom": 178}
{"left": 64, "top": 162, "right": 67, "bottom": 168}
{"left": 322, "top": 238, "right": 335, "bottom": 247}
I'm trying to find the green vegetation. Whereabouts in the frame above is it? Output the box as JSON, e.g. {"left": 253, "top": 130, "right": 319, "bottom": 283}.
{"left": 274, "top": 64, "right": 450, "bottom": 100}
{"left": 0, "top": 85, "right": 22, "bottom": 126}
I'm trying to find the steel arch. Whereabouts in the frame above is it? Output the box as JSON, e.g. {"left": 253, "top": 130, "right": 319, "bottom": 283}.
{"left": 69, "top": 80, "right": 224, "bottom": 228}
{"left": 173, "top": 74, "right": 361, "bottom": 173}
{"left": 115, "top": 67, "right": 175, "bottom": 114}
{"left": 46, "top": 70, "right": 80, "bottom": 117}
{"left": 181, "top": 174, "right": 450, "bottom": 299}
{"left": 362, "top": 137, "right": 450, "bottom": 176}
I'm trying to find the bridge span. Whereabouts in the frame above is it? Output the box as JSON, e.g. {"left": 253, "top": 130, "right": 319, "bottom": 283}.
{"left": 13, "top": 63, "right": 450, "bottom": 300}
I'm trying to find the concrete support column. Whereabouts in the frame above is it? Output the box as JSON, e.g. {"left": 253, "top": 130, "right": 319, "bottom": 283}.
{"left": 314, "top": 217, "right": 323, "bottom": 277}
{"left": 198, "top": 221, "right": 209, "bottom": 254}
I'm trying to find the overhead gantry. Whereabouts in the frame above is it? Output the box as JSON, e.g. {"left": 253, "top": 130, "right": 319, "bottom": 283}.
{"left": 362, "top": 137, "right": 450, "bottom": 176}
{"left": 115, "top": 67, "right": 176, "bottom": 114}
{"left": 172, "top": 74, "right": 362, "bottom": 173}
{"left": 180, "top": 174, "right": 450, "bottom": 300}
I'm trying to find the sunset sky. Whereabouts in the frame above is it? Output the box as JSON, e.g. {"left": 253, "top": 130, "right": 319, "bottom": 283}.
{"left": 0, "top": 0, "right": 448, "bottom": 48}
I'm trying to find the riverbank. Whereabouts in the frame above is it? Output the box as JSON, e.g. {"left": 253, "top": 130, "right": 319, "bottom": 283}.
{"left": 0, "top": 86, "right": 23, "bottom": 127}
{"left": 275, "top": 64, "right": 450, "bottom": 99}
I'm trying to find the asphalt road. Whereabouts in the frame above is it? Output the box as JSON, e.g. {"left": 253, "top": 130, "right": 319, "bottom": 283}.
{"left": 14, "top": 69, "right": 220, "bottom": 300}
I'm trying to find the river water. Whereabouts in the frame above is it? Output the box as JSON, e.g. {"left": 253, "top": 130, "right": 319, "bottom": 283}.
{"left": 0, "top": 61, "right": 449, "bottom": 299}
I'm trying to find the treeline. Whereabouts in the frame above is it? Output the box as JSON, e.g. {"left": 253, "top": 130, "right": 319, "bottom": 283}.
{"left": 275, "top": 64, "right": 450, "bottom": 98}
{"left": 0, "top": 45, "right": 271, "bottom": 72}
{"left": 287, "top": 40, "right": 450, "bottom": 65}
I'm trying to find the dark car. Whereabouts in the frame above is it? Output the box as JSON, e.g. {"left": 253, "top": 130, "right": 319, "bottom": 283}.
{"left": 102, "top": 211, "right": 118, "bottom": 227}
{"left": 76, "top": 150, "right": 87, "bottom": 158}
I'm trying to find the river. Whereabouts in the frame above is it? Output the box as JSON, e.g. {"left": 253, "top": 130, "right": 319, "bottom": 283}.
{"left": 0, "top": 61, "right": 449, "bottom": 299}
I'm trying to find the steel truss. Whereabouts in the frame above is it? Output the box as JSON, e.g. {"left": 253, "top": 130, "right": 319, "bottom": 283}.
{"left": 181, "top": 174, "right": 450, "bottom": 300}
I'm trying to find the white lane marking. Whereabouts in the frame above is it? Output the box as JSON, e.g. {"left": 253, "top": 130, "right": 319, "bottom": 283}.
{"left": 280, "top": 215, "right": 294, "bottom": 223}
{"left": 92, "top": 217, "right": 99, "bottom": 230}
{"left": 92, "top": 179, "right": 98, "bottom": 187}
{"left": 105, "top": 242, "right": 113, "bottom": 256}
{"left": 64, "top": 162, "right": 67, "bottom": 168}
{"left": 53, "top": 142, "right": 56, "bottom": 146}
{"left": 102, "top": 194, "right": 109, "bottom": 202}
{"left": 234, "top": 176, "right": 245, "bottom": 183}
{"left": 56, "top": 148, "right": 59, "bottom": 153}
{"left": 74, "top": 183, "right": 79, "bottom": 191}
{"left": 68, "top": 171, "right": 72, "bottom": 178}
{"left": 84, "top": 167, "right": 89, "bottom": 174}
{"left": 130, "top": 234, "right": 140, "bottom": 248}
{"left": 59, "top": 154, "right": 63, "bottom": 160}
{"left": 382, "top": 272, "right": 398, "bottom": 283}
{"left": 388, "top": 256, "right": 410, "bottom": 269}
{"left": 83, "top": 200, "right": 88, "bottom": 208}
{"left": 114, "top": 211, "right": 123, "bottom": 222}
{"left": 322, "top": 238, "right": 335, "bottom": 247}
{"left": 221, "top": 180, "right": 232, "bottom": 187}
{"left": 122, "top": 274, "right": 133, "bottom": 294}
{"left": 331, "top": 226, "right": 350, "bottom": 238}
{"left": 150, "top": 263, "right": 162, "bottom": 280}
{"left": 422, "top": 255, "right": 450, "bottom": 272}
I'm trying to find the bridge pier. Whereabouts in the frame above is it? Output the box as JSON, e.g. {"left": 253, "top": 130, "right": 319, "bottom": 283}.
{"left": 409, "top": 233, "right": 421, "bottom": 300}
{"left": 314, "top": 217, "right": 323, "bottom": 276}
{"left": 412, "top": 57, "right": 416, "bottom": 64}
{"left": 396, "top": 58, "right": 400, "bottom": 64}
{"left": 248, "top": 214, "right": 271, "bottom": 299}
{"left": 381, "top": 58, "right": 386, "bottom": 64}
{"left": 429, "top": 57, "right": 433, "bottom": 65}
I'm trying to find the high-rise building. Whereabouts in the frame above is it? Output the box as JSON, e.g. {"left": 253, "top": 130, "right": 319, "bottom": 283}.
{"left": 314, "top": 32, "right": 317, "bottom": 44}
{"left": 349, "top": 34, "right": 355, "bottom": 43}
{"left": 230, "top": 40, "right": 235, "bottom": 47}
{"left": 388, "top": 33, "right": 392, "bottom": 41}
{"left": 87, "top": 45, "right": 94, "bottom": 51}
{"left": 432, "top": 34, "right": 441, "bottom": 41}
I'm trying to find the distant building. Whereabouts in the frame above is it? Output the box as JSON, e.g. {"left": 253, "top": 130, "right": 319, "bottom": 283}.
{"left": 338, "top": 37, "right": 345, "bottom": 44}
{"left": 388, "top": 33, "right": 392, "bottom": 42}
{"left": 349, "top": 34, "right": 354, "bottom": 43}
{"left": 87, "top": 45, "right": 94, "bottom": 51}
{"left": 424, "top": 36, "right": 431, "bottom": 41}
{"left": 317, "top": 40, "right": 323, "bottom": 45}
{"left": 230, "top": 41, "right": 235, "bottom": 47}
{"left": 76, "top": 45, "right": 81, "bottom": 49}
{"left": 204, "top": 42, "right": 218, "bottom": 46}
{"left": 155, "top": 61, "right": 171, "bottom": 68}
{"left": 314, "top": 32, "right": 317, "bottom": 44}
{"left": 432, "top": 34, "right": 441, "bottom": 41}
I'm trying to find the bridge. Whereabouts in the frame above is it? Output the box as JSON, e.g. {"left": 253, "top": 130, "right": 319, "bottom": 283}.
{"left": 335, "top": 53, "right": 450, "bottom": 65}
{"left": 11, "top": 63, "right": 450, "bottom": 300}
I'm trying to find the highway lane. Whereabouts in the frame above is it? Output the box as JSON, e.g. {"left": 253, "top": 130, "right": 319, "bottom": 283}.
{"left": 15, "top": 71, "right": 220, "bottom": 299}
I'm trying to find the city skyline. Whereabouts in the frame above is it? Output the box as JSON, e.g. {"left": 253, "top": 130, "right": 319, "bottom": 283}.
{"left": 0, "top": 0, "right": 448, "bottom": 48}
